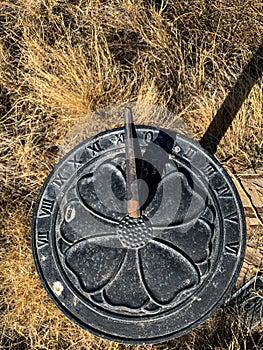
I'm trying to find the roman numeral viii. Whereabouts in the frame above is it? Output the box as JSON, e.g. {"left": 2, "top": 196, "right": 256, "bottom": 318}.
{"left": 39, "top": 198, "right": 54, "bottom": 217}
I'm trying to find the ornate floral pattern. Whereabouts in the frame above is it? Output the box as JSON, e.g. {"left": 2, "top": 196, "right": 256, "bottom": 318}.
{"left": 59, "top": 158, "right": 214, "bottom": 312}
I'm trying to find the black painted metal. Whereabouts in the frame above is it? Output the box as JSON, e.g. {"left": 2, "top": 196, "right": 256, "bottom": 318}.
{"left": 32, "top": 125, "right": 246, "bottom": 344}
{"left": 227, "top": 275, "right": 263, "bottom": 330}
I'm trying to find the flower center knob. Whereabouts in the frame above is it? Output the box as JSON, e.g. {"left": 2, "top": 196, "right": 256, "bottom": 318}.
{"left": 117, "top": 215, "right": 153, "bottom": 249}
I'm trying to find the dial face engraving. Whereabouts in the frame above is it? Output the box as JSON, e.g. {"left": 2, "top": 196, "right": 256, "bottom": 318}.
{"left": 32, "top": 126, "right": 246, "bottom": 344}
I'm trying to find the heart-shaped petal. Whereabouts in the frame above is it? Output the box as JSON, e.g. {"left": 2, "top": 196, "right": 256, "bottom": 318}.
{"left": 139, "top": 239, "right": 200, "bottom": 305}
{"left": 64, "top": 235, "right": 126, "bottom": 293}
{"left": 77, "top": 161, "right": 127, "bottom": 222}
{"left": 60, "top": 201, "right": 118, "bottom": 243}
{"left": 155, "top": 218, "right": 213, "bottom": 265}
{"left": 148, "top": 170, "right": 206, "bottom": 229}
{"left": 104, "top": 249, "right": 150, "bottom": 309}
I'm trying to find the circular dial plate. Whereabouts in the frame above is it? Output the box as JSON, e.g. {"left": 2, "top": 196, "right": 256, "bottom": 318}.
{"left": 32, "top": 126, "right": 246, "bottom": 344}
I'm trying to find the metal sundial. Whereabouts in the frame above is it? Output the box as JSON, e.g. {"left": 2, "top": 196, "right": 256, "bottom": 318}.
{"left": 32, "top": 107, "right": 246, "bottom": 344}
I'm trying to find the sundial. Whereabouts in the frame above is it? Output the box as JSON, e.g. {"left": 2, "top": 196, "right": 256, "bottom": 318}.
{"left": 32, "top": 106, "right": 246, "bottom": 344}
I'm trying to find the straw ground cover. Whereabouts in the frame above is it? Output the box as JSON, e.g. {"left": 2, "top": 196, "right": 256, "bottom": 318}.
{"left": 0, "top": 0, "right": 262, "bottom": 349}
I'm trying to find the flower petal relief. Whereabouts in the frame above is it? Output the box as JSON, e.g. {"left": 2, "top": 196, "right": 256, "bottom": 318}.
{"left": 59, "top": 157, "right": 214, "bottom": 312}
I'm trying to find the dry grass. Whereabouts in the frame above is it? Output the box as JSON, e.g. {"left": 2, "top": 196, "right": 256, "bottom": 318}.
{"left": 0, "top": 0, "right": 263, "bottom": 349}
